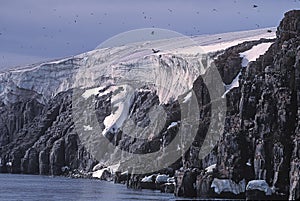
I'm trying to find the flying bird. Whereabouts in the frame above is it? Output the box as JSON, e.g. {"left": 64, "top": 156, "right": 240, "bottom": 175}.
{"left": 152, "top": 49, "right": 160, "bottom": 53}
{"left": 253, "top": 4, "right": 258, "bottom": 8}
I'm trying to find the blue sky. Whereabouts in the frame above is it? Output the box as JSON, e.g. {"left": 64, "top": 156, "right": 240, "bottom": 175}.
{"left": 0, "top": 0, "right": 299, "bottom": 69}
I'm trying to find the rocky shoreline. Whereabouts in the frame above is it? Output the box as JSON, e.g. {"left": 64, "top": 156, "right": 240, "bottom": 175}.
{"left": 1, "top": 10, "right": 300, "bottom": 200}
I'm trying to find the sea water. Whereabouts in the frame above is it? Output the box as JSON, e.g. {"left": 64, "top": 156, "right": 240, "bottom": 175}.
{"left": 0, "top": 174, "right": 175, "bottom": 201}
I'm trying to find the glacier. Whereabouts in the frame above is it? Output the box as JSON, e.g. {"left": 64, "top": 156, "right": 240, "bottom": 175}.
{"left": 0, "top": 27, "right": 276, "bottom": 104}
{"left": 0, "top": 28, "right": 276, "bottom": 173}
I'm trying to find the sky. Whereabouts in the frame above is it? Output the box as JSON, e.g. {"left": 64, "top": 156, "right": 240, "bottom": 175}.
{"left": 0, "top": 0, "right": 299, "bottom": 69}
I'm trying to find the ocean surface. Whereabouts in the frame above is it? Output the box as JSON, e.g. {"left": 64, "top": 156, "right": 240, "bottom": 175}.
{"left": 0, "top": 174, "right": 175, "bottom": 201}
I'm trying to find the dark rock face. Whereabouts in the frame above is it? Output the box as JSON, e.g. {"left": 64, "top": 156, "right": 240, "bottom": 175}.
{"left": 277, "top": 10, "right": 300, "bottom": 43}
{"left": 0, "top": 90, "right": 98, "bottom": 175}
{"left": 175, "top": 169, "right": 198, "bottom": 197}
{"left": 223, "top": 10, "right": 298, "bottom": 199}
{"left": 0, "top": 9, "right": 299, "bottom": 201}
{"left": 174, "top": 10, "right": 300, "bottom": 199}
{"left": 215, "top": 38, "right": 275, "bottom": 84}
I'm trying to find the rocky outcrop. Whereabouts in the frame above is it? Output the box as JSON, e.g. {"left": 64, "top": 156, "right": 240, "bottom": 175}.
{"left": 215, "top": 38, "right": 275, "bottom": 84}
{"left": 175, "top": 169, "right": 198, "bottom": 197}
{"left": 0, "top": 90, "right": 98, "bottom": 175}
{"left": 0, "top": 9, "right": 299, "bottom": 201}
{"left": 174, "top": 10, "right": 300, "bottom": 200}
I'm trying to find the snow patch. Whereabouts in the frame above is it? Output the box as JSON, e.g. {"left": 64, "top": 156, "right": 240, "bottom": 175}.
{"left": 167, "top": 122, "right": 178, "bottom": 130}
{"left": 183, "top": 92, "right": 192, "bottom": 103}
{"left": 92, "top": 168, "right": 110, "bottom": 179}
{"left": 240, "top": 42, "right": 273, "bottom": 67}
{"left": 81, "top": 86, "right": 105, "bottom": 99}
{"left": 205, "top": 163, "right": 216, "bottom": 173}
{"left": 141, "top": 175, "right": 155, "bottom": 183}
{"left": 211, "top": 178, "right": 246, "bottom": 195}
{"left": 246, "top": 180, "right": 273, "bottom": 195}
{"left": 83, "top": 125, "right": 93, "bottom": 131}
{"left": 201, "top": 29, "right": 275, "bottom": 53}
{"left": 102, "top": 85, "right": 134, "bottom": 135}
{"left": 222, "top": 42, "right": 274, "bottom": 97}
{"left": 156, "top": 174, "right": 170, "bottom": 183}
{"left": 222, "top": 72, "right": 241, "bottom": 98}
{"left": 107, "top": 163, "right": 120, "bottom": 174}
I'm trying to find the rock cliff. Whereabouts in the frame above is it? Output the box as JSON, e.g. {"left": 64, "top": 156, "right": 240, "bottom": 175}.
{"left": 0, "top": 9, "right": 299, "bottom": 200}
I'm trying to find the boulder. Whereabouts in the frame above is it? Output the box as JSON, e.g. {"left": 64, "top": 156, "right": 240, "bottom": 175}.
{"left": 211, "top": 178, "right": 246, "bottom": 195}
{"left": 92, "top": 168, "right": 112, "bottom": 181}
{"left": 246, "top": 180, "right": 272, "bottom": 196}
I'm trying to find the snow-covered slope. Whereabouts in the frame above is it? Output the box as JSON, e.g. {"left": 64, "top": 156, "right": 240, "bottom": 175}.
{"left": 222, "top": 41, "right": 274, "bottom": 97}
{"left": 0, "top": 27, "right": 275, "bottom": 105}
{"left": 0, "top": 27, "right": 278, "bottom": 175}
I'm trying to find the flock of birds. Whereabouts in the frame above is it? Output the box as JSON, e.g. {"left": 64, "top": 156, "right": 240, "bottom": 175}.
{"left": 0, "top": 2, "right": 271, "bottom": 63}
{"left": 0, "top": 3, "right": 261, "bottom": 38}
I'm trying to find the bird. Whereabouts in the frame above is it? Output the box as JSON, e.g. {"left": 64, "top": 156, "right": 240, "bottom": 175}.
{"left": 168, "top": 9, "right": 173, "bottom": 12}
{"left": 152, "top": 49, "right": 160, "bottom": 53}
{"left": 151, "top": 31, "right": 155, "bottom": 35}
{"left": 253, "top": 4, "right": 258, "bottom": 8}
